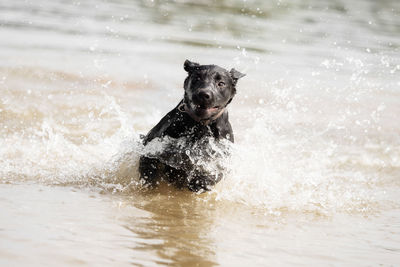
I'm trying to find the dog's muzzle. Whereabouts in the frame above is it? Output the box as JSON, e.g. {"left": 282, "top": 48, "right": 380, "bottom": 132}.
{"left": 178, "top": 101, "right": 225, "bottom": 126}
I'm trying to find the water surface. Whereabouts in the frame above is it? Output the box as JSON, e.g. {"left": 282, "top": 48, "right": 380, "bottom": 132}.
{"left": 1, "top": 0, "right": 400, "bottom": 265}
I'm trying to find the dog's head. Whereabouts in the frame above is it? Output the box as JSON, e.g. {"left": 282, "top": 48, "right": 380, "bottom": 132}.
{"left": 183, "top": 59, "right": 245, "bottom": 123}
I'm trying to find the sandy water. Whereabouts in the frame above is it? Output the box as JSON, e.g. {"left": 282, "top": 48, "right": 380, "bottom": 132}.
{"left": 1, "top": 0, "right": 400, "bottom": 265}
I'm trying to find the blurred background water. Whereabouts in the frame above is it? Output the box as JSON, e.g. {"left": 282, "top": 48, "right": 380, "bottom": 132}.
{"left": 1, "top": 0, "right": 400, "bottom": 266}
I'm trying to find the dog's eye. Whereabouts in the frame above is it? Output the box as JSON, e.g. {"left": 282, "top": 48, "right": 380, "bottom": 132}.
{"left": 218, "top": 81, "right": 225, "bottom": 87}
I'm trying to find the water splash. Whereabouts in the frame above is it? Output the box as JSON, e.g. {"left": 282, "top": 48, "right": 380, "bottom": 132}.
{"left": 1, "top": 70, "right": 399, "bottom": 217}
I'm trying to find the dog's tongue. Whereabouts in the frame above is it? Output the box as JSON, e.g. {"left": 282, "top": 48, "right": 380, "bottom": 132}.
{"left": 197, "top": 105, "right": 218, "bottom": 113}
{"left": 205, "top": 107, "right": 218, "bottom": 112}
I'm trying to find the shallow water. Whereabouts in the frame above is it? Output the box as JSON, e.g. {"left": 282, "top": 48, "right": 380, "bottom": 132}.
{"left": 1, "top": 0, "right": 400, "bottom": 265}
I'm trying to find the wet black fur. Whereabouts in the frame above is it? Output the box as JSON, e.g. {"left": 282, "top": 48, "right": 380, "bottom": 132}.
{"left": 139, "top": 60, "right": 245, "bottom": 192}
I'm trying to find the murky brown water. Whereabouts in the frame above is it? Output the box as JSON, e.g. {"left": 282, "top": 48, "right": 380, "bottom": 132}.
{"left": 1, "top": 0, "right": 400, "bottom": 265}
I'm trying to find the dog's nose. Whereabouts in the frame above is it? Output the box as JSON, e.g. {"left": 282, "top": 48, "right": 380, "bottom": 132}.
{"left": 197, "top": 91, "right": 212, "bottom": 102}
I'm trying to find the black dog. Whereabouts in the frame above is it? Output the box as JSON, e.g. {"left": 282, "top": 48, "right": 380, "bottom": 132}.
{"left": 139, "top": 60, "right": 245, "bottom": 192}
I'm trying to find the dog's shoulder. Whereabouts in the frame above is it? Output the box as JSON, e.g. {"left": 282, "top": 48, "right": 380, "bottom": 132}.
{"left": 143, "top": 102, "right": 194, "bottom": 144}
{"left": 210, "top": 111, "right": 234, "bottom": 142}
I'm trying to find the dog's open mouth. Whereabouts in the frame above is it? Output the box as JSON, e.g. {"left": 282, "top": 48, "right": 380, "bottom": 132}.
{"left": 183, "top": 102, "right": 223, "bottom": 123}
{"left": 195, "top": 105, "right": 220, "bottom": 114}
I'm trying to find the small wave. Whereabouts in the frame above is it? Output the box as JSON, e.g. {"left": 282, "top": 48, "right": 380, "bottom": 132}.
{"left": 1, "top": 69, "right": 399, "bottom": 217}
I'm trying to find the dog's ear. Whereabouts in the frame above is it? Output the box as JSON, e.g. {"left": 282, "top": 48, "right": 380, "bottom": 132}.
{"left": 184, "top": 60, "right": 200, "bottom": 73}
{"left": 230, "top": 68, "right": 246, "bottom": 83}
